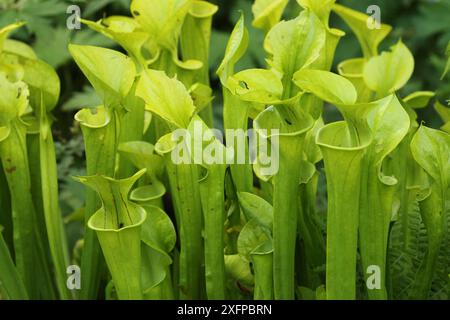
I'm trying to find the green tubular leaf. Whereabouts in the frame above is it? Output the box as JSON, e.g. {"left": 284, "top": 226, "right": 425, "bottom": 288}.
{"left": 252, "top": 0, "right": 289, "bottom": 33}
{"left": 77, "top": 169, "right": 147, "bottom": 229}
{"left": 303, "top": 118, "right": 324, "bottom": 164}
{"left": 118, "top": 141, "right": 165, "bottom": 179}
{"left": 237, "top": 217, "right": 274, "bottom": 300}
{"left": 442, "top": 41, "right": 450, "bottom": 79}
{"left": 198, "top": 167, "right": 227, "bottom": 299}
{"left": 3, "top": 39, "right": 37, "bottom": 60}
{"left": 264, "top": 10, "right": 326, "bottom": 96}
{"left": 338, "top": 58, "right": 373, "bottom": 103}
{"left": 38, "top": 96, "right": 71, "bottom": 299}
{"left": 224, "top": 254, "right": 254, "bottom": 291}
{"left": 131, "top": 0, "right": 192, "bottom": 52}
{"left": 251, "top": 240, "right": 274, "bottom": 300}
{"left": 155, "top": 133, "right": 204, "bottom": 299}
{"left": 189, "top": 83, "right": 214, "bottom": 114}
{"left": 356, "top": 95, "right": 409, "bottom": 299}
{"left": 293, "top": 69, "right": 357, "bottom": 105}
{"left": 180, "top": 1, "right": 218, "bottom": 126}
{"left": 316, "top": 121, "right": 372, "bottom": 300}
{"left": 186, "top": 116, "right": 227, "bottom": 299}
{"left": 217, "top": 13, "right": 249, "bottom": 85}
{"left": 218, "top": 15, "right": 253, "bottom": 194}
{"left": 117, "top": 81, "right": 146, "bottom": 179}
{"left": 332, "top": 4, "right": 392, "bottom": 58}
{"left": 136, "top": 69, "right": 195, "bottom": 129}
{"left": 310, "top": 27, "right": 345, "bottom": 71}
{"left": 130, "top": 182, "right": 166, "bottom": 204}
{"left": 363, "top": 41, "right": 415, "bottom": 97}
{"left": 403, "top": 91, "right": 435, "bottom": 110}
{"left": 297, "top": 0, "right": 336, "bottom": 23}
{"left": 69, "top": 45, "right": 136, "bottom": 108}
{"left": 75, "top": 106, "right": 118, "bottom": 299}
{"left": 411, "top": 126, "right": 449, "bottom": 192}
{"left": 75, "top": 105, "right": 111, "bottom": 128}
{"left": 227, "top": 69, "right": 284, "bottom": 104}
{"left": 81, "top": 17, "right": 149, "bottom": 69}
{"left": 89, "top": 206, "right": 146, "bottom": 300}
{"left": 254, "top": 105, "right": 314, "bottom": 299}
{"left": 0, "top": 22, "right": 25, "bottom": 53}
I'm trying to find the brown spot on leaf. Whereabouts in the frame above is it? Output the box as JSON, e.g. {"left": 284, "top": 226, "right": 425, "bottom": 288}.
{"left": 5, "top": 166, "right": 16, "bottom": 173}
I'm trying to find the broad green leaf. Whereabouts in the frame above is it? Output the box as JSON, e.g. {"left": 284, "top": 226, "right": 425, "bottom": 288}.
{"left": 216, "top": 14, "right": 249, "bottom": 85}
{"left": 3, "top": 39, "right": 36, "bottom": 59}
{"left": 310, "top": 27, "right": 345, "bottom": 71}
{"left": 252, "top": 0, "right": 289, "bottom": 33}
{"left": 332, "top": 4, "right": 392, "bottom": 58}
{"left": 180, "top": 0, "right": 218, "bottom": 114}
{"left": 237, "top": 192, "right": 273, "bottom": 230}
{"left": 136, "top": 69, "right": 195, "bottom": 129}
{"left": 410, "top": 126, "right": 450, "bottom": 299}
{"left": 81, "top": 17, "right": 149, "bottom": 68}
{"left": 264, "top": 11, "right": 326, "bottom": 80}
{"left": 237, "top": 218, "right": 271, "bottom": 262}
{"left": 188, "top": 1, "right": 218, "bottom": 18}
{"left": 189, "top": 83, "right": 214, "bottom": 113}
{"left": 293, "top": 69, "right": 357, "bottom": 105}
{"left": 316, "top": 121, "right": 372, "bottom": 299}
{"left": 363, "top": 41, "right": 414, "bottom": 97}
{"left": 410, "top": 126, "right": 450, "bottom": 191}
{"left": 227, "top": 69, "right": 283, "bottom": 104}
{"left": 141, "top": 205, "right": 176, "bottom": 255}
{"left": 69, "top": 45, "right": 136, "bottom": 108}
{"left": 17, "top": 55, "right": 60, "bottom": 110}
{"left": 403, "top": 91, "right": 435, "bottom": 109}
{"left": 131, "top": 0, "right": 191, "bottom": 52}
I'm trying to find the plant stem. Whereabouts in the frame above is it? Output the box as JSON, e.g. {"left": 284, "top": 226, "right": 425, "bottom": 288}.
{"left": 79, "top": 111, "right": 118, "bottom": 299}
{"left": 164, "top": 159, "right": 203, "bottom": 299}
{"left": 199, "top": 167, "right": 227, "bottom": 299}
